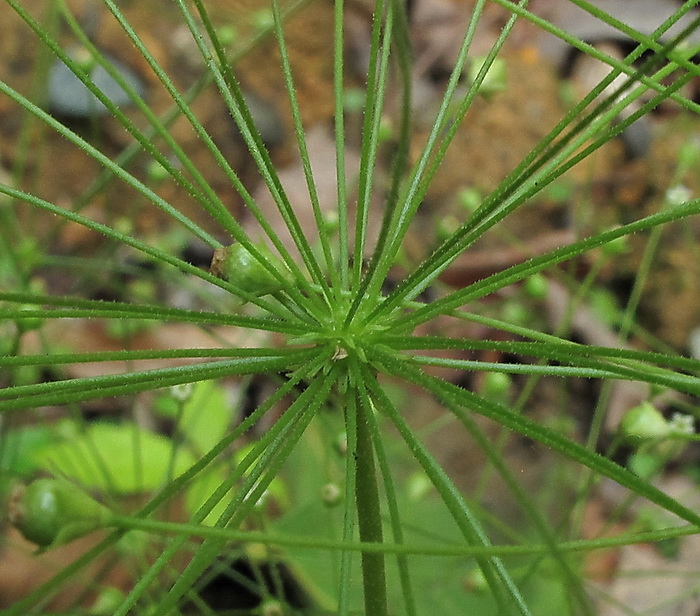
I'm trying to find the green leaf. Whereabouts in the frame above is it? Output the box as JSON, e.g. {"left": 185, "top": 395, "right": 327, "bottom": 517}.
{"left": 177, "top": 380, "right": 233, "bottom": 457}
{"left": 185, "top": 468, "right": 231, "bottom": 527}
{"left": 1, "top": 425, "right": 56, "bottom": 476}
{"left": 33, "top": 423, "right": 196, "bottom": 494}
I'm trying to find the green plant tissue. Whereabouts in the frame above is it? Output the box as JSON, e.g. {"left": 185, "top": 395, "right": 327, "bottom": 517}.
{"left": 32, "top": 422, "right": 196, "bottom": 494}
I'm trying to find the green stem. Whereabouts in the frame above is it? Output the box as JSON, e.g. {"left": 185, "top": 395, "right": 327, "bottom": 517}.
{"left": 354, "top": 386, "right": 388, "bottom": 616}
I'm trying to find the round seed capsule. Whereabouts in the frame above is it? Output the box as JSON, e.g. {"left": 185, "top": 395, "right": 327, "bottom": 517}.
{"left": 9, "top": 479, "right": 113, "bottom": 549}
{"left": 210, "top": 242, "right": 289, "bottom": 297}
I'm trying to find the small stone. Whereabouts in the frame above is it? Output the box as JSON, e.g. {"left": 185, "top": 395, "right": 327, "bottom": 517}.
{"left": 48, "top": 46, "right": 145, "bottom": 118}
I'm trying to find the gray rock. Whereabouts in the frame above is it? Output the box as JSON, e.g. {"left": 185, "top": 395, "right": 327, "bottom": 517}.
{"left": 47, "top": 46, "right": 145, "bottom": 118}
{"left": 538, "top": 0, "right": 700, "bottom": 68}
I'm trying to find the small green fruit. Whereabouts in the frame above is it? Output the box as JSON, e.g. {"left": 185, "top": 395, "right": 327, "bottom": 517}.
{"left": 9, "top": 479, "right": 114, "bottom": 549}
{"left": 210, "top": 241, "right": 290, "bottom": 297}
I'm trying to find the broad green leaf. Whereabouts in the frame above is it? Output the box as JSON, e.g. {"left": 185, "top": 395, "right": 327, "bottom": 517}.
{"left": 178, "top": 380, "right": 234, "bottom": 457}
{"left": 185, "top": 467, "right": 231, "bottom": 527}
{"left": 33, "top": 422, "right": 196, "bottom": 494}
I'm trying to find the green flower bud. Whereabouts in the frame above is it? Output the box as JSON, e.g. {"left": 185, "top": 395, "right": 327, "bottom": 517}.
{"left": 88, "top": 587, "right": 126, "bottom": 616}
{"left": 468, "top": 56, "right": 507, "bottom": 97}
{"left": 216, "top": 25, "right": 237, "bottom": 47}
{"left": 72, "top": 46, "right": 98, "bottom": 73}
{"left": 322, "top": 210, "right": 340, "bottom": 235}
{"left": 435, "top": 214, "right": 460, "bottom": 242}
{"left": 342, "top": 87, "right": 366, "bottom": 113}
{"left": 15, "top": 304, "right": 44, "bottom": 333}
{"left": 170, "top": 382, "right": 194, "bottom": 403}
{"left": 320, "top": 482, "right": 342, "bottom": 507}
{"left": 523, "top": 273, "right": 549, "bottom": 299}
{"left": 665, "top": 185, "right": 692, "bottom": 206}
{"left": 9, "top": 479, "right": 114, "bottom": 550}
{"left": 481, "top": 371, "right": 512, "bottom": 403}
{"left": 146, "top": 159, "right": 170, "bottom": 183}
{"left": 377, "top": 116, "right": 394, "bottom": 143}
{"left": 457, "top": 188, "right": 481, "bottom": 214}
{"left": 501, "top": 301, "right": 530, "bottom": 326}
{"left": 334, "top": 432, "right": 348, "bottom": 457}
{"left": 244, "top": 541, "right": 269, "bottom": 564}
{"left": 260, "top": 599, "right": 284, "bottom": 616}
{"left": 620, "top": 402, "right": 669, "bottom": 445}
{"left": 463, "top": 567, "right": 488, "bottom": 593}
{"left": 628, "top": 451, "right": 663, "bottom": 479}
{"left": 210, "top": 241, "right": 290, "bottom": 297}
{"left": 251, "top": 9, "right": 274, "bottom": 32}
{"left": 589, "top": 288, "right": 621, "bottom": 327}
{"left": 601, "top": 231, "right": 630, "bottom": 257}
{"left": 407, "top": 472, "right": 432, "bottom": 502}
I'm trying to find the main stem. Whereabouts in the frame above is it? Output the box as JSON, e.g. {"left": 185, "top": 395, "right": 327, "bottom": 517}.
{"left": 354, "top": 392, "right": 388, "bottom": 616}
